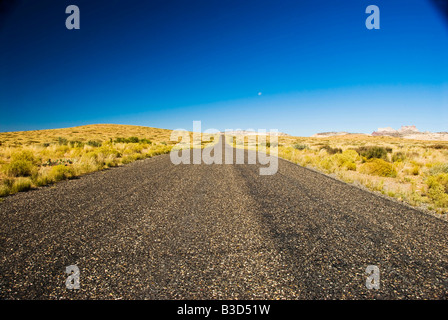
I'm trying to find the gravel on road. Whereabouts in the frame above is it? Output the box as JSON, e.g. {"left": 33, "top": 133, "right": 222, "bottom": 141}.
{"left": 0, "top": 136, "right": 447, "bottom": 299}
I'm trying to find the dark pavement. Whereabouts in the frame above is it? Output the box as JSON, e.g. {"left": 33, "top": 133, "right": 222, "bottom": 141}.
{"left": 0, "top": 136, "right": 447, "bottom": 299}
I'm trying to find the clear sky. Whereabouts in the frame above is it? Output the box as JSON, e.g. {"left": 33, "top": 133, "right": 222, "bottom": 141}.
{"left": 0, "top": 0, "right": 447, "bottom": 136}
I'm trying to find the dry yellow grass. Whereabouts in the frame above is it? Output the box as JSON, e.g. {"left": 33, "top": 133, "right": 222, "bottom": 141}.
{"left": 0, "top": 124, "right": 177, "bottom": 197}
{"left": 277, "top": 135, "right": 448, "bottom": 214}
{"left": 223, "top": 133, "right": 448, "bottom": 213}
{"left": 0, "top": 124, "right": 174, "bottom": 146}
{"left": 2, "top": 125, "right": 448, "bottom": 215}
{"left": 0, "top": 124, "right": 220, "bottom": 198}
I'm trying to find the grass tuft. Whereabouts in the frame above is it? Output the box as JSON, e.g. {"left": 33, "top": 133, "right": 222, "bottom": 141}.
{"left": 360, "top": 159, "right": 397, "bottom": 177}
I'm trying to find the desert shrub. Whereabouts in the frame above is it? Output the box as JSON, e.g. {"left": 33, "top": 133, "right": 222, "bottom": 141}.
{"left": 0, "top": 185, "right": 10, "bottom": 197}
{"left": 3, "top": 159, "right": 36, "bottom": 177}
{"left": 319, "top": 158, "right": 335, "bottom": 171}
{"left": 54, "top": 145, "right": 70, "bottom": 157}
{"left": 320, "top": 145, "right": 342, "bottom": 155}
{"left": 360, "top": 159, "right": 397, "bottom": 177}
{"left": 122, "top": 143, "right": 144, "bottom": 154}
{"left": 77, "top": 151, "right": 105, "bottom": 172}
{"left": 147, "top": 146, "right": 172, "bottom": 157}
{"left": 58, "top": 137, "right": 68, "bottom": 145}
{"left": 49, "top": 165, "right": 74, "bottom": 181}
{"left": 332, "top": 154, "right": 350, "bottom": 167}
{"left": 83, "top": 151, "right": 98, "bottom": 160}
{"left": 121, "top": 155, "right": 135, "bottom": 164}
{"left": 97, "top": 146, "right": 120, "bottom": 157}
{"left": 429, "top": 144, "right": 448, "bottom": 150}
{"left": 114, "top": 137, "right": 151, "bottom": 144}
{"left": 429, "top": 163, "right": 448, "bottom": 175}
{"left": 115, "top": 137, "right": 136, "bottom": 144}
{"left": 293, "top": 144, "right": 309, "bottom": 150}
{"left": 146, "top": 147, "right": 167, "bottom": 157}
{"left": 3, "top": 178, "right": 14, "bottom": 188}
{"left": 427, "top": 173, "right": 448, "bottom": 192}
{"left": 0, "top": 179, "right": 14, "bottom": 196}
{"left": 33, "top": 174, "right": 53, "bottom": 186}
{"left": 392, "top": 152, "right": 406, "bottom": 162}
{"left": 127, "top": 137, "right": 140, "bottom": 143}
{"left": 298, "top": 155, "right": 313, "bottom": 166}
{"left": 11, "top": 150, "right": 39, "bottom": 164}
{"left": 345, "top": 162, "right": 357, "bottom": 171}
{"left": 114, "top": 136, "right": 140, "bottom": 143}
{"left": 426, "top": 173, "right": 448, "bottom": 207}
{"left": 139, "top": 138, "right": 152, "bottom": 144}
{"left": 69, "top": 140, "right": 84, "bottom": 148}
{"left": 74, "top": 163, "right": 98, "bottom": 175}
{"left": 114, "top": 137, "right": 126, "bottom": 143}
{"left": 87, "top": 140, "right": 102, "bottom": 147}
{"left": 42, "top": 158, "right": 73, "bottom": 167}
{"left": 342, "top": 149, "right": 359, "bottom": 162}
{"left": 11, "top": 178, "right": 32, "bottom": 193}
{"left": 104, "top": 158, "right": 119, "bottom": 167}
{"left": 356, "top": 146, "right": 391, "bottom": 160}
{"left": 331, "top": 150, "right": 358, "bottom": 171}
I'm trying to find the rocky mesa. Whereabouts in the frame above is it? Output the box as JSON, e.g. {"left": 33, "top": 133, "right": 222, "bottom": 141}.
{"left": 312, "top": 125, "right": 448, "bottom": 141}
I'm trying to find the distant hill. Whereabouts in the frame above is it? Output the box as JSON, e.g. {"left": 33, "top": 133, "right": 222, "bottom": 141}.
{"left": 372, "top": 125, "right": 448, "bottom": 140}
{"left": 0, "top": 124, "right": 174, "bottom": 147}
{"left": 372, "top": 125, "right": 419, "bottom": 137}
{"left": 312, "top": 126, "right": 448, "bottom": 141}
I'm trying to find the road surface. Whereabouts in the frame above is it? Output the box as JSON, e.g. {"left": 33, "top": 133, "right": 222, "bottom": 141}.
{"left": 0, "top": 136, "right": 447, "bottom": 299}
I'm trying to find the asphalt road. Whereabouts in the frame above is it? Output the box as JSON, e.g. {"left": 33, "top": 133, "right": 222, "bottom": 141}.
{"left": 0, "top": 136, "right": 447, "bottom": 299}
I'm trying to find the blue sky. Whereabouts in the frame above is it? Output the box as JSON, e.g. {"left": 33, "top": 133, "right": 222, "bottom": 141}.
{"left": 0, "top": 0, "right": 447, "bottom": 136}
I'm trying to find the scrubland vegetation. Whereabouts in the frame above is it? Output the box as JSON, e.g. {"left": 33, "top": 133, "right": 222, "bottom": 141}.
{"left": 2, "top": 125, "right": 448, "bottom": 215}
{"left": 0, "top": 124, "right": 175, "bottom": 197}
{"left": 277, "top": 135, "right": 448, "bottom": 214}
{"left": 226, "top": 133, "right": 448, "bottom": 214}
